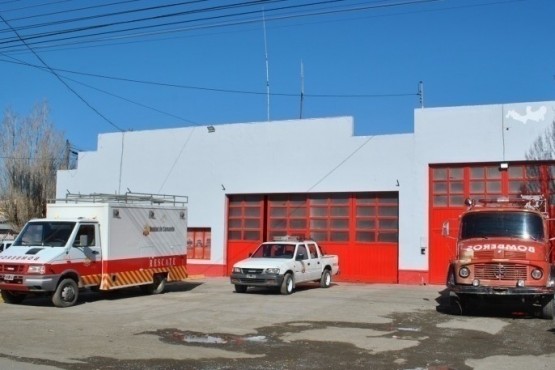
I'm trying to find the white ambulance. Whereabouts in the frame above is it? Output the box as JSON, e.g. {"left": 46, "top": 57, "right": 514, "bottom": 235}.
{"left": 0, "top": 192, "right": 188, "bottom": 307}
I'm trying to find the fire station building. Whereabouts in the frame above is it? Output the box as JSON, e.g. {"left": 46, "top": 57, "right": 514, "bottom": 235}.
{"left": 56, "top": 100, "right": 555, "bottom": 284}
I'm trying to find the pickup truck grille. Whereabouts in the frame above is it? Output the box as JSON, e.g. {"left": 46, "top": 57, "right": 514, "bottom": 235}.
{"left": 237, "top": 268, "right": 264, "bottom": 274}
{"left": 0, "top": 264, "right": 26, "bottom": 273}
{"left": 474, "top": 263, "right": 527, "bottom": 280}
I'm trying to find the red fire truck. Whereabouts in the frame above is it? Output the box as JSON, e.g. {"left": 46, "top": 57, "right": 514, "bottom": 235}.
{"left": 443, "top": 195, "right": 555, "bottom": 318}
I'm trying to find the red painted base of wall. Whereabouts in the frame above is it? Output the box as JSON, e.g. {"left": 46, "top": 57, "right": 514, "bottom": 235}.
{"left": 187, "top": 264, "right": 432, "bottom": 286}
{"left": 187, "top": 263, "right": 227, "bottom": 277}
{"left": 398, "top": 270, "right": 430, "bottom": 285}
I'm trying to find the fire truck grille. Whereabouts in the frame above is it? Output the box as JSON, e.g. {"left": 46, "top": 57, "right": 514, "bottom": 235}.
{"left": 474, "top": 263, "right": 527, "bottom": 280}
{"left": 473, "top": 251, "right": 527, "bottom": 260}
{"left": 0, "top": 264, "right": 26, "bottom": 273}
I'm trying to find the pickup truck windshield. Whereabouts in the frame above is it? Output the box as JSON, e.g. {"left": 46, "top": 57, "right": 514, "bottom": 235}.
{"left": 251, "top": 243, "right": 296, "bottom": 258}
{"left": 13, "top": 221, "right": 76, "bottom": 247}
{"left": 460, "top": 211, "right": 543, "bottom": 241}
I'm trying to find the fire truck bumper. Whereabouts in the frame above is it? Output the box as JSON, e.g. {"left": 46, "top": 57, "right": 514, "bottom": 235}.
{"left": 450, "top": 284, "right": 554, "bottom": 296}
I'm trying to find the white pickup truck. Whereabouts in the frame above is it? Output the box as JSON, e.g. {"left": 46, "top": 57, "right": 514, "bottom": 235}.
{"left": 230, "top": 237, "right": 339, "bottom": 294}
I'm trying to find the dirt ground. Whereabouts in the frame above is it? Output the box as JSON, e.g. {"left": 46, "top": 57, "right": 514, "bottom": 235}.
{"left": 1, "top": 277, "right": 555, "bottom": 370}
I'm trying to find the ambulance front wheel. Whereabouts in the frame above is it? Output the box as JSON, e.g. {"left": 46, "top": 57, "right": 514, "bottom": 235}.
{"left": 52, "top": 278, "right": 79, "bottom": 308}
{"left": 1, "top": 290, "right": 26, "bottom": 304}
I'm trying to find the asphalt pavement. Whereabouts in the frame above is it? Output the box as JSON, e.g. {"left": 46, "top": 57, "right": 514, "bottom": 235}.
{"left": 1, "top": 277, "right": 554, "bottom": 369}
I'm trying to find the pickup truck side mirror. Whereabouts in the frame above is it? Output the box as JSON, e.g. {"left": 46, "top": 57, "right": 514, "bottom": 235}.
{"left": 295, "top": 253, "right": 304, "bottom": 261}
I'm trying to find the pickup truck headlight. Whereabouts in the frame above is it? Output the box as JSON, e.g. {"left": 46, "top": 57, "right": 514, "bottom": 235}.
{"left": 232, "top": 267, "right": 242, "bottom": 273}
{"left": 265, "top": 268, "right": 280, "bottom": 274}
{"left": 27, "top": 265, "right": 46, "bottom": 274}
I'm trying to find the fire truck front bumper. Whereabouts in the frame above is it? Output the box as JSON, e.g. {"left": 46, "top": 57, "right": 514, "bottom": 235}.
{"left": 230, "top": 272, "right": 284, "bottom": 288}
{"left": 450, "top": 284, "right": 554, "bottom": 296}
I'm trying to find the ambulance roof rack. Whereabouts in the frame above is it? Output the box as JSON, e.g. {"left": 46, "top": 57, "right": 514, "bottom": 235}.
{"left": 53, "top": 191, "right": 188, "bottom": 206}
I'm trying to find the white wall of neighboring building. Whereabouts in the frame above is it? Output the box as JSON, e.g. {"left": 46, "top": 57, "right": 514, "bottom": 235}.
{"left": 57, "top": 101, "right": 555, "bottom": 273}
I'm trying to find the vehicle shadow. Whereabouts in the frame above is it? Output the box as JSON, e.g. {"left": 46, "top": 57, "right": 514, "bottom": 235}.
{"left": 6, "top": 281, "right": 204, "bottom": 307}
{"left": 435, "top": 287, "right": 544, "bottom": 320}
{"left": 240, "top": 282, "right": 337, "bottom": 295}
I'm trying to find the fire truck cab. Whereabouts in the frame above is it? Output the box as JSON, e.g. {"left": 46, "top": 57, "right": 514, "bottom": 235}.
{"left": 443, "top": 195, "right": 555, "bottom": 318}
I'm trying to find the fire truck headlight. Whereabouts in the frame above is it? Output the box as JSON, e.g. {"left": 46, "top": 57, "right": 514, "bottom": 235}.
{"left": 472, "top": 279, "right": 480, "bottom": 287}
{"left": 459, "top": 266, "right": 470, "bottom": 278}
{"left": 531, "top": 269, "right": 543, "bottom": 280}
{"left": 516, "top": 279, "right": 525, "bottom": 287}
{"left": 27, "top": 265, "right": 46, "bottom": 274}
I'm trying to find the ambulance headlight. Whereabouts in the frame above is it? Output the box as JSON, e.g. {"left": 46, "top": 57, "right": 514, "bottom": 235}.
{"left": 459, "top": 266, "right": 470, "bottom": 278}
{"left": 531, "top": 269, "right": 543, "bottom": 280}
{"left": 27, "top": 265, "right": 46, "bottom": 274}
{"left": 265, "top": 268, "right": 280, "bottom": 274}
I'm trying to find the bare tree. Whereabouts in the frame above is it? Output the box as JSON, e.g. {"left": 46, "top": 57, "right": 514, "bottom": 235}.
{"left": 0, "top": 102, "right": 66, "bottom": 231}
{"left": 526, "top": 120, "right": 555, "bottom": 161}
{"left": 523, "top": 120, "right": 555, "bottom": 196}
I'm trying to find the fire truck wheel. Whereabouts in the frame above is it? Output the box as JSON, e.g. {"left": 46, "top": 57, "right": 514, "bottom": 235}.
{"left": 0, "top": 290, "right": 26, "bottom": 304}
{"left": 320, "top": 269, "right": 331, "bottom": 288}
{"left": 280, "top": 273, "right": 294, "bottom": 295}
{"left": 52, "top": 278, "right": 79, "bottom": 308}
{"left": 234, "top": 284, "right": 247, "bottom": 293}
{"left": 541, "top": 297, "right": 553, "bottom": 319}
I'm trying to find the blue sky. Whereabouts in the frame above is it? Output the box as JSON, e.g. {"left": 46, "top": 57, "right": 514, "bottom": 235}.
{"left": 0, "top": 0, "right": 553, "bottom": 151}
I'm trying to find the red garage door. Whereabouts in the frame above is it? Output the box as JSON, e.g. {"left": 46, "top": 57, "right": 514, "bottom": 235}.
{"left": 226, "top": 192, "right": 399, "bottom": 283}
{"left": 429, "top": 162, "right": 555, "bottom": 284}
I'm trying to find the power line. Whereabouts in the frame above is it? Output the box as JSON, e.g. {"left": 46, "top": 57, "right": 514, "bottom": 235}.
{"left": 0, "top": 0, "right": 441, "bottom": 52}
{"left": 0, "top": 57, "right": 418, "bottom": 99}
{"left": 0, "top": 14, "right": 125, "bottom": 132}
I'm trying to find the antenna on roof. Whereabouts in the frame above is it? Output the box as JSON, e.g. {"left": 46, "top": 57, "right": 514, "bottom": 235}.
{"left": 299, "top": 60, "right": 304, "bottom": 119}
{"left": 418, "top": 81, "right": 424, "bottom": 108}
{"left": 262, "top": 9, "right": 271, "bottom": 121}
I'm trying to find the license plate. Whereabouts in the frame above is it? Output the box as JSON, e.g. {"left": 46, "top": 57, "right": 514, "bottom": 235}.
{"left": 246, "top": 274, "right": 256, "bottom": 279}
{"left": 4, "top": 274, "right": 14, "bottom": 281}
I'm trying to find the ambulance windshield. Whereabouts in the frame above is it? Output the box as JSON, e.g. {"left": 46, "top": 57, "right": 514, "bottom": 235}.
{"left": 13, "top": 221, "right": 76, "bottom": 247}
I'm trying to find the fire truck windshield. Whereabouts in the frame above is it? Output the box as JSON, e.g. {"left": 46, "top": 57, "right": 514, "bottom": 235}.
{"left": 460, "top": 211, "right": 543, "bottom": 241}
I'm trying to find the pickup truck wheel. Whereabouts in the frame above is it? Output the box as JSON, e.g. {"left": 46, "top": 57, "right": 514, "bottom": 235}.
{"left": 320, "top": 269, "right": 331, "bottom": 288}
{"left": 234, "top": 285, "right": 248, "bottom": 293}
{"left": 280, "top": 273, "right": 293, "bottom": 295}
{"left": 52, "top": 278, "right": 79, "bottom": 307}
{"left": 1, "top": 290, "right": 26, "bottom": 304}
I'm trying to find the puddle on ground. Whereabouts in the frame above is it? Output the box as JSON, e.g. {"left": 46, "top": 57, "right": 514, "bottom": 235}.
{"left": 168, "top": 331, "right": 268, "bottom": 345}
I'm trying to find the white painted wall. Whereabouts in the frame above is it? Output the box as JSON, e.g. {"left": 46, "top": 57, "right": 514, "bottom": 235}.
{"left": 57, "top": 101, "right": 555, "bottom": 273}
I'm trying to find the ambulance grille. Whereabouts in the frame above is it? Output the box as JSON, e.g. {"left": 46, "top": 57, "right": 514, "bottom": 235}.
{"left": 0, "top": 264, "right": 26, "bottom": 273}
{"left": 474, "top": 263, "right": 527, "bottom": 280}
